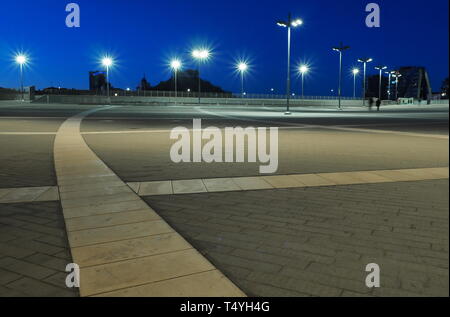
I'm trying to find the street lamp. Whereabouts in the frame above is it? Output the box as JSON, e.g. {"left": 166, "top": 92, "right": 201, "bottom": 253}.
{"left": 332, "top": 43, "right": 351, "bottom": 110}
{"left": 385, "top": 70, "right": 395, "bottom": 100}
{"left": 299, "top": 65, "right": 308, "bottom": 99}
{"left": 237, "top": 62, "right": 248, "bottom": 97}
{"left": 101, "top": 57, "right": 113, "bottom": 103}
{"left": 15, "top": 54, "right": 28, "bottom": 101}
{"left": 192, "top": 49, "right": 210, "bottom": 104}
{"left": 357, "top": 58, "right": 373, "bottom": 107}
{"left": 392, "top": 71, "right": 402, "bottom": 100}
{"left": 374, "top": 65, "right": 388, "bottom": 101}
{"left": 170, "top": 59, "right": 182, "bottom": 98}
{"left": 352, "top": 68, "right": 360, "bottom": 98}
{"left": 277, "top": 13, "right": 303, "bottom": 115}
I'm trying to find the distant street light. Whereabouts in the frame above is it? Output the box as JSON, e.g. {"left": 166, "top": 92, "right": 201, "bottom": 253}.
{"left": 374, "top": 65, "right": 388, "bottom": 101}
{"left": 392, "top": 71, "right": 402, "bottom": 100}
{"left": 277, "top": 13, "right": 303, "bottom": 115}
{"left": 192, "top": 49, "right": 210, "bottom": 104}
{"left": 352, "top": 68, "right": 360, "bottom": 98}
{"left": 299, "top": 65, "right": 308, "bottom": 99}
{"left": 386, "top": 71, "right": 395, "bottom": 100}
{"left": 15, "top": 54, "right": 28, "bottom": 101}
{"left": 170, "top": 59, "right": 182, "bottom": 98}
{"left": 357, "top": 58, "right": 373, "bottom": 107}
{"left": 332, "top": 43, "right": 351, "bottom": 110}
{"left": 102, "top": 57, "right": 113, "bottom": 103}
{"left": 237, "top": 62, "right": 248, "bottom": 97}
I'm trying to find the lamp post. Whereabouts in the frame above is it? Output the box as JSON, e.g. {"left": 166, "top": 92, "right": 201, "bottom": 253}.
{"left": 385, "top": 71, "right": 395, "bottom": 100}
{"left": 102, "top": 57, "right": 113, "bottom": 104}
{"left": 374, "top": 65, "right": 388, "bottom": 101}
{"left": 332, "top": 43, "right": 351, "bottom": 110}
{"left": 170, "top": 59, "right": 182, "bottom": 98}
{"left": 299, "top": 65, "right": 308, "bottom": 99}
{"left": 237, "top": 62, "right": 248, "bottom": 97}
{"left": 352, "top": 68, "right": 360, "bottom": 98}
{"left": 192, "top": 49, "right": 210, "bottom": 104}
{"left": 15, "top": 54, "right": 28, "bottom": 101}
{"left": 357, "top": 58, "right": 373, "bottom": 107}
{"left": 393, "top": 71, "right": 402, "bottom": 100}
{"left": 277, "top": 13, "right": 303, "bottom": 115}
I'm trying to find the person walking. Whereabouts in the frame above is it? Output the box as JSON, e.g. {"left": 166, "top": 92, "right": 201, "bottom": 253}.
{"left": 376, "top": 98, "right": 381, "bottom": 111}
{"left": 368, "top": 97, "right": 374, "bottom": 110}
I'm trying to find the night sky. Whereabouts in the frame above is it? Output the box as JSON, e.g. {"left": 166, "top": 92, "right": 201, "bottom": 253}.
{"left": 0, "top": 0, "right": 448, "bottom": 96}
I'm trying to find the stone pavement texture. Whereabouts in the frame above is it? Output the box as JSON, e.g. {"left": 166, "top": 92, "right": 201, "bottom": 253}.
{"left": 53, "top": 107, "right": 244, "bottom": 297}
{"left": 83, "top": 127, "right": 448, "bottom": 183}
{"left": 144, "top": 179, "right": 449, "bottom": 297}
{"left": 0, "top": 135, "right": 57, "bottom": 188}
{"left": 0, "top": 201, "right": 78, "bottom": 297}
{"left": 127, "top": 167, "right": 449, "bottom": 196}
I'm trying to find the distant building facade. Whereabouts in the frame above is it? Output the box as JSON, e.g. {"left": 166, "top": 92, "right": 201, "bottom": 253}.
{"left": 396, "top": 67, "right": 432, "bottom": 101}
{"left": 89, "top": 71, "right": 107, "bottom": 94}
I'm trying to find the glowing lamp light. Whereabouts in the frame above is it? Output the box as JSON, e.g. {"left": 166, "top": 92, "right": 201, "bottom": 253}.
{"left": 192, "top": 49, "right": 210, "bottom": 60}
{"left": 170, "top": 59, "right": 182, "bottom": 70}
{"left": 237, "top": 62, "right": 248, "bottom": 72}
{"left": 299, "top": 65, "right": 308, "bottom": 74}
{"left": 15, "top": 55, "right": 27, "bottom": 65}
{"left": 102, "top": 57, "right": 113, "bottom": 67}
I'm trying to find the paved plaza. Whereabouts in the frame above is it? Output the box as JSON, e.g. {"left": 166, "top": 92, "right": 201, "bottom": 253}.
{"left": 0, "top": 101, "right": 448, "bottom": 297}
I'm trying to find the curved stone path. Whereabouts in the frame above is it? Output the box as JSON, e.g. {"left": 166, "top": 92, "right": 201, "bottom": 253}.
{"left": 54, "top": 107, "right": 244, "bottom": 297}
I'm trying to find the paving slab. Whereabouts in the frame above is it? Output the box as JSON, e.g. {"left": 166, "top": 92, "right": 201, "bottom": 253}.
{"left": 65, "top": 209, "right": 161, "bottom": 231}
{"left": 291, "top": 173, "right": 337, "bottom": 187}
{"left": 317, "top": 172, "right": 367, "bottom": 185}
{"left": 172, "top": 179, "right": 207, "bottom": 194}
{"left": 0, "top": 187, "right": 50, "bottom": 204}
{"left": 34, "top": 187, "right": 60, "bottom": 202}
{"left": 263, "top": 175, "right": 305, "bottom": 188}
{"left": 79, "top": 249, "right": 216, "bottom": 296}
{"left": 232, "top": 177, "right": 274, "bottom": 190}
{"left": 138, "top": 181, "right": 173, "bottom": 196}
{"left": 68, "top": 220, "right": 174, "bottom": 248}
{"left": 370, "top": 169, "right": 426, "bottom": 182}
{"left": 97, "top": 270, "right": 246, "bottom": 297}
{"left": 203, "top": 178, "right": 242, "bottom": 192}
{"left": 71, "top": 233, "right": 192, "bottom": 267}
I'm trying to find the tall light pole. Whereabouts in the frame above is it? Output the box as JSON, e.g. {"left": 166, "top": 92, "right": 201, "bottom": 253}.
{"left": 393, "top": 71, "right": 402, "bottom": 100}
{"left": 237, "top": 62, "right": 248, "bottom": 97}
{"left": 374, "top": 65, "right": 387, "bottom": 101}
{"left": 170, "top": 59, "right": 182, "bottom": 98}
{"left": 15, "top": 54, "right": 28, "bottom": 101}
{"left": 332, "top": 43, "right": 350, "bottom": 110}
{"left": 102, "top": 57, "right": 113, "bottom": 104}
{"left": 277, "top": 13, "right": 303, "bottom": 115}
{"left": 192, "top": 49, "right": 210, "bottom": 104}
{"left": 358, "top": 58, "right": 373, "bottom": 107}
{"left": 385, "top": 71, "right": 394, "bottom": 100}
{"left": 299, "top": 65, "right": 308, "bottom": 99}
{"left": 352, "top": 68, "right": 360, "bottom": 98}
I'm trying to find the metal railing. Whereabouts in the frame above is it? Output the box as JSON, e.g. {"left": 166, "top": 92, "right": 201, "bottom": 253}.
{"left": 61, "top": 89, "right": 363, "bottom": 100}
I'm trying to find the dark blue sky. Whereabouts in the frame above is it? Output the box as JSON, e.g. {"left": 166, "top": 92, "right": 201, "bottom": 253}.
{"left": 0, "top": 0, "right": 448, "bottom": 96}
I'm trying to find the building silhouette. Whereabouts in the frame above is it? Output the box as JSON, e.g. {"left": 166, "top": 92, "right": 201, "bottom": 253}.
{"left": 152, "top": 69, "right": 228, "bottom": 93}
{"left": 396, "top": 67, "right": 432, "bottom": 100}
{"left": 89, "top": 71, "right": 107, "bottom": 94}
